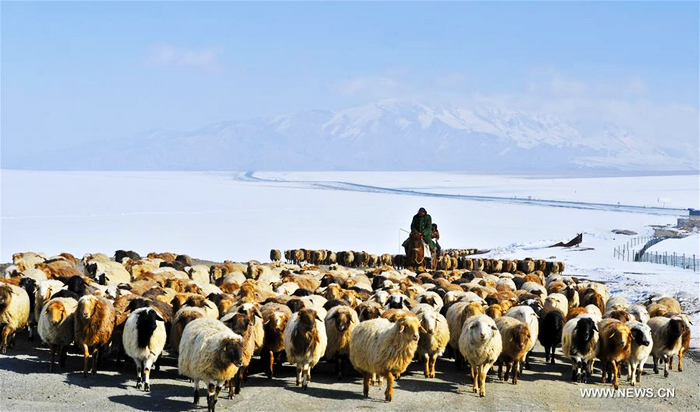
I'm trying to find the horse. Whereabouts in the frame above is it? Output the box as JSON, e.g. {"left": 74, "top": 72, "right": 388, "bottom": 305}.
{"left": 405, "top": 231, "right": 435, "bottom": 271}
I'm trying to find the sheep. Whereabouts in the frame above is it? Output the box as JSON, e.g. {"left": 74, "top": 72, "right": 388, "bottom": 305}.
{"left": 37, "top": 297, "right": 78, "bottom": 371}
{"left": 349, "top": 316, "right": 421, "bottom": 402}
{"left": 178, "top": 317, "right": 244, "bottom": 412}
{"left": 284, "top": 308, "right": 327, "bottom": 389}
{"left": 596, "top": 319, "right": 632, "bottom": 389}
{"left": 270, "top": 249, "right": 282, "bottom": 262}
{"left": 415, "top": 290, "right": 444, "bottom": 312}
{"left": 123, "top": 307, "right": 167, "bottom": 391}
{"left": 261, "top": 302, "right": 293, "bottom": 379}
{"left": 447, "top": 301, "right": 484, "bottom": 370}
{"left": 459, "top": 314, "right": 502, "bottom": 397}
{"left": 114, "top": 249, "right": 141, "bottom": 263}
{"left": 411, "top": 305, "right": 449, "bottom": 378}
{"left": 667, "top": 313, "right": 692, "bottom": 372}
{"left": 170, "top": 306, "right": 206, "bottom": 355}
{"left": 605, "top": 295, "right": 629, "bottom": 312}
{"left": 562, "top": 314, "right": 599, "bottom": 382}
{"left": 187, "top": 265, "right": 210, "bottom": 285}
{"left": 74, "top": 295, "right": 116, "bottom": 377}
{"left": 505, "top": 305, "right": 539, "bottom": 369}
{"left": 648, "top": 316, "right": 684, "bottom": 377}
{"left": 625, "top": 320, "right": 652, "bottom": 386}
{"left": 543, "top": 293, "right": 568, "bottom": 317}
{"left": 539, "top": 308, "right": 565, "bottom": 364}
{"left": 220, "top": 310, "right": 258, "bottom": 397}
{"left": 495, "top": 316, "right": 532, "bottom": 384}
{"left": 0, "top": 284, "right": 30, "bottom": 353}
{"left": 627, "top": 304, "right": 650, "bottom": 323}
{"left": 356, "top": 301, "right": 383, "bottom": 321}
{"left": 656, "top": 296, "right": 682, "bottom": 314}
{"left": 324, "top": 305, "right": 359, "bottom": 379}
{"left": 580, "top": 289, "right": 605, "bottom": 316}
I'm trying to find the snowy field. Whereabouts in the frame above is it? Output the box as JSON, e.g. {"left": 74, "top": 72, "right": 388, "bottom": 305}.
{"left": 1, "top": 170, "right": 699, "bottom": 345}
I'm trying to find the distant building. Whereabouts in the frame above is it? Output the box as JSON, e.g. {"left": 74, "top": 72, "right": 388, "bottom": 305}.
{"left": 677, "top": 208, "right": 700, "bottom": 232}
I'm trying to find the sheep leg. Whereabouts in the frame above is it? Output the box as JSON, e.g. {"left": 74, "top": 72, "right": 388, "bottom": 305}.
{"left": 424, "top": 353, "right": 430, "bottom": 378}
{"left": 430, "top": 354, "right": 438, "bottom": 378}
{"left": 234, "top": 367, "right": 245, "bottom": 395}
{"left": 136, "top": 363, "right": 143, "bottom": 390}
{"left": 59, "top": 345, "right": 68, "bottom": 368}
{"left": 296, "top": 365, "right": 302, "bottom": 386}
{"left": 512, "top": 361, "right": 519, "bottom": 385}
{"left": 524, "top": 352, "right": 531, "bottom": 370}
{"left": 91, "top": 347, "right": 99, "bottom": 375}
{"left": 82, "top": 344, "right": 90, "bottom": 377}
{"left": 301, "top": 365, "right": 310, "bottom": 390}
{"left": 362, "top": 373, "right": 370, "bottom": 397}
{"left": 0, "top": 325, "right": 14, "bottom": 353}
{"left": 571, "top": 360, "right": 579, "bottom": 382}
{"left": 480, "top": 364, "right": 490, "bottom": 397}
{"left": 498, "top": 361, "right": 503, "bottom": 380}
{"left": 206, "top": 383, "right": 217, "bottom": 412}
{"left": 663, "top": 355, "right": 670, "bottom": 378}
{"left": 266, "top": 349, "right": 274, "bottom": 379}
{"left": 611, "top": 361, "right": 619, "bottom": 389}
{"left": 652, "top": 355, "right": 659, "bottom": 374}
{"left": 471, "top": 365, "right": 478, "bottom": 394}
{"left": 504, "top": 362, "right": 511, "bottom": 382}
{"left": 49, "top": 344, "right": 56, "bottom": 372}
{"left": 678, "top": 348, "right": 685, "bottom": 372}
{"left": 384, "top": 372, "right": 394, "bottom": 402}
{"left": 627, "top": 362, "right": 634, "bottom": 385}
{"left": 193, "top": 380, "right": 200, "bottom": 405}
{"left": 601, "top": 361, "right": 607, "bottom": 383}
{"left": 143, "top": 360, "right": 152, "bottom": 392}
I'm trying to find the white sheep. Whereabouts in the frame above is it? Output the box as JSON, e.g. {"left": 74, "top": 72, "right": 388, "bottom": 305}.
{"left": 625, "top": 320, "right": 652, "bottom": 386}
{"left": 123, "top": 307, "right": 167, "bottom": 391}
{"left": 413, "top": 305, "right": 449, "bottom": 378}
{"left": 284, "top": 308, "right": 327, "bottom": 389}
{"left": 459, "top": 314, "right": 502, "bottom": 397}
{"left": 349, "top": 316, "right": 421, "bottom": 402}
{"left": 324, "top": 305, "right": 359, "bottom": 379}
{"left": 178, "top": 317, "right": 244, "bottom": 412}
{"left": 648, "top": 316, "right": 684, "bottom": 377}
{"left": 562, "top": 314, "right": 599, "bottom": 382}
{"left": 37, "top": 297, "right": 78, "bottom": 371}
{"left": 0, "top": 284, "right": 30, "bottom": 353}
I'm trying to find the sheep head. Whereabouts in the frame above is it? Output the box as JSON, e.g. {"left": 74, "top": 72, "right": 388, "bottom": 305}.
{"left": 397, "top": 317, "right": 420, "bottom": 342}
{"left": 331, "top": 309, "right": 353, "bottom": 332}
{"left": 46, "top": 300, "right": 67, "bottom": 325}
{"left": 78, "top": 296, "right": 98, "bottom": 320}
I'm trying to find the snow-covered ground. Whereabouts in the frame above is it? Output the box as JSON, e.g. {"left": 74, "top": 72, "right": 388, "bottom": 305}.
{"left": 1, "top": 170, "right": 698, "bottom": 345}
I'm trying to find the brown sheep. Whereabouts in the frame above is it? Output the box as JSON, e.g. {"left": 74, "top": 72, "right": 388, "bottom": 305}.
{"left": 169, "top": 307, "right": 206, "bottom": 355}
{"left": 656, "top": 297, "right": 682, "bottom": 314}
{"left": 356, "top": 301, "right": 383, "bottom": 322}
{"left": 74, "top": 295, "right": 116, "bottom": 377}
{"left": 581, "top": 289, "right": 605, "bottom": 315}
{"left": 596, "top": 319, "right": 632, "bottom": 389}
{"left": 221, "top": 311, "right": 258, "bottom": 398}
{"left": 261, "top": 303, "right": 293, "bottom": 378}
{"left": 495, "top": 316, "right": 533, "bottom": 384}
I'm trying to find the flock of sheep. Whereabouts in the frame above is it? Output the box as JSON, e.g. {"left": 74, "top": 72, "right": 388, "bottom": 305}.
{"left": 0, "top": 248, "right": 693, "bottom": 411}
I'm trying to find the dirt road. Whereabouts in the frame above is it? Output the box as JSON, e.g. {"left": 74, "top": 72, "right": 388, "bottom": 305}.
{"left": 1, "top": 335, "right": 699, "bottom": 412}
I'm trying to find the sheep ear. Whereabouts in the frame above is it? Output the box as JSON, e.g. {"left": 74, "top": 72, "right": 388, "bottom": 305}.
{"left": 399, "top": 323, "right": 405, "bottom": 333}
{"left": 254, "top": 308, "right": 262, "bottom": 319}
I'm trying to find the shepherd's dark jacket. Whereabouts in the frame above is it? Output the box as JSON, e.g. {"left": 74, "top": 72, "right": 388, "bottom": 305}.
{"left": 403, "top": 213, "right": 435, "bottom": 249}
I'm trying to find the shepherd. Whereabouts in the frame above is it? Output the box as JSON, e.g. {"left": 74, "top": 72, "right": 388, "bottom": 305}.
{"left": 402, "top": 207, "right": 436, "bottom": 259}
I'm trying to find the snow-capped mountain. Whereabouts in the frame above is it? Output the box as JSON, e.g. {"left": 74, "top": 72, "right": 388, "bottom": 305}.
{"left": 8, "top": 99, "right": 697, "bottom": 171}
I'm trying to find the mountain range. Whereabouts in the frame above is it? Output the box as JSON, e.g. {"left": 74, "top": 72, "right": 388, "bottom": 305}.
{"left": 7, "top": 99, "right": 697, "bottom": 171}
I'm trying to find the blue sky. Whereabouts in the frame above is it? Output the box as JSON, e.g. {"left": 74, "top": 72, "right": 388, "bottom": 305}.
{"left": 2, "top": 1, "right": 698, "bottom": 153}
